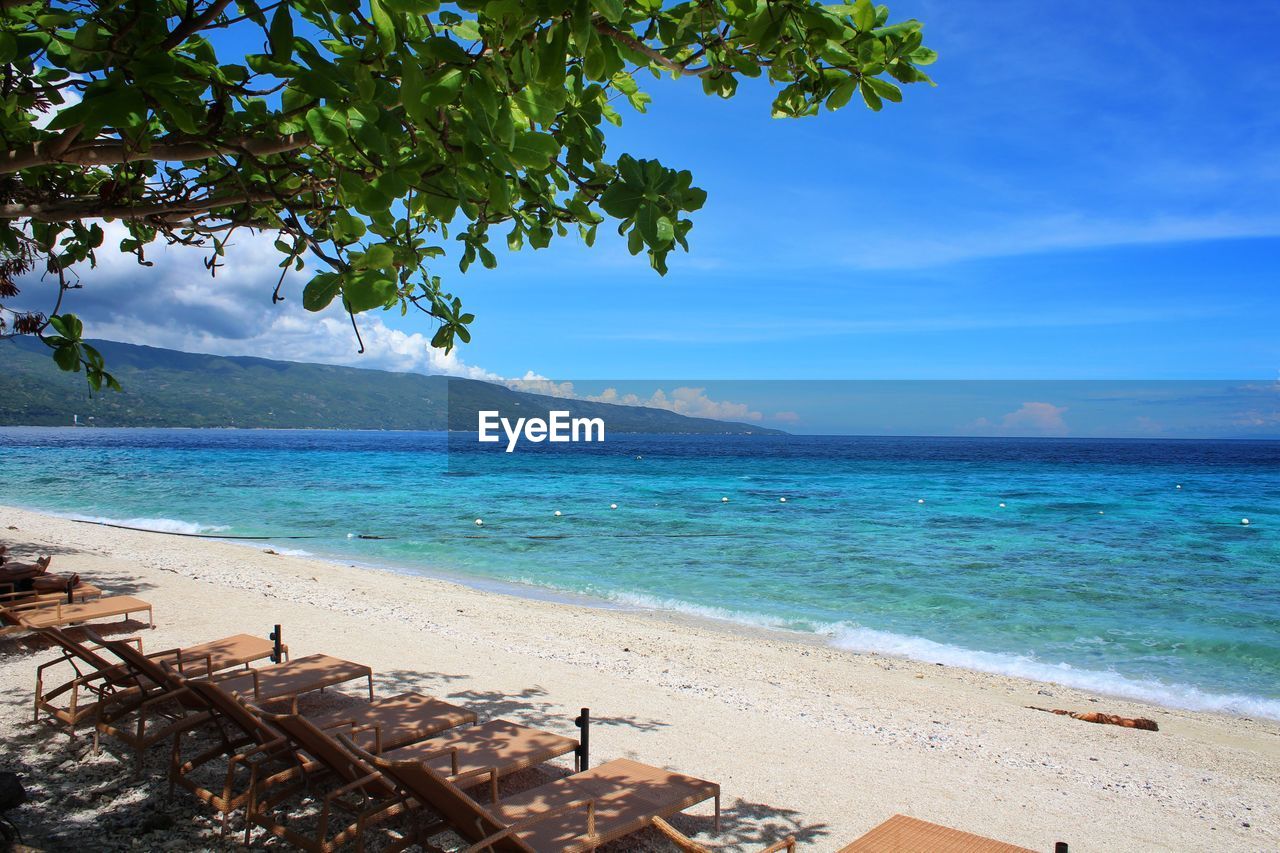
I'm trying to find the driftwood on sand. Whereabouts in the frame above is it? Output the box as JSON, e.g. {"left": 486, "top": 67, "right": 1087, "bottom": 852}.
{"left": 1028, "top": 706, "right": 1159, "bottom": 731}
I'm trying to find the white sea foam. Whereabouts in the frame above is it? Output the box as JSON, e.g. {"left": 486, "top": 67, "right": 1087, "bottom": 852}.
{"left": 66, "top": 514, "right": 229, "bottom": 536}
{"left": 824, "top": 624, "right": 1280, "bottom": 720}
{"left": 601, "top": 590, "right": 800, "bottom": 630}
{"left": 589, "top": 589, "right": 1280, "bottom": 720}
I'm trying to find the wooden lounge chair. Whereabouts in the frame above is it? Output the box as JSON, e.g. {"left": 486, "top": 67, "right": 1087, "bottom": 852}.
{"left": 251, "top": 711, "right": 583, "bottom": 852}
{"left": 34, "top": 626, "right": 281, "bottom": 734}
{"left": 835, "top": 814, "right": 1048, "bottom": 853}
{"left": 1, "top": 579, "right": 102, "bottom": 605}
{"left": 650, "top": 818, "right": 796, "bottom": 853}
{"left": 173, "top": 678, "right": 476, "bottom": 839}
{"left": 92, "top": 637, "right": 374, "bottom": 771}
{"left": 0, "top": 594, "right": 152, "bottom": 637}
{"left": 345, "top": 736, "right": 721, "bottom": 853}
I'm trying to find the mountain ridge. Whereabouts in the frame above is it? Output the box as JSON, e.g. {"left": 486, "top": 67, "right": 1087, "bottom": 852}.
{"left": 0, "top": 336, "right": 785, "bottom": 434}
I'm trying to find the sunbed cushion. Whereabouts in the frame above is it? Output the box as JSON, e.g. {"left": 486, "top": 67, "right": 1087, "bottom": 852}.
{"left": 494, "top": 758, "right": 719, "bottom": 852}
{"left": 386, "top": 718, "right": 577, "bottom": 779}
{"left": 307, "top": 692, "right": 476, "bottom": 753}
{"left": 215, "top": 653, "right": 370, "bottom": 702}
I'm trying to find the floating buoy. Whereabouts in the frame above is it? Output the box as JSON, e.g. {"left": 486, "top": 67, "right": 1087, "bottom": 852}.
{"left": 779, "top": 497, "right": 787, "bottom": 503}
{"left": 999, "top": 502, "right": 1006, "bottom": 508}
{"left": 721, "top": 497, "right": 730, "bottom": 503}
{"left": 346, "top": 532, "right": 354, "bottom": 539}
{"left": 635, "top": 455, "right": 643, "bottom": 460}
{"left": 1241, "top": 518, "right": 1250, "bottom": 526}
{"left": 474, "top": 519, "right": 484, "bottom": 526}
{"left": 1098, "top": 511, "right": 1105, "bottom": 515}
{"left": 1176, "top": 484, "right": 1182, "bottom": 489}
{"left": 917, "top": 499, "right": 925, "bottom": 504}
{"left": 610, "top": 503, "right": 618, "bottom": 510}
{"left": 554, "top": 510, "right": 562, "bottom": 517}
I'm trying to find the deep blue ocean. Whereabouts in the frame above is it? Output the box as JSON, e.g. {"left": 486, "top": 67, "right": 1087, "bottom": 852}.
{"left": 1, "top": 428, "right": 1277, "bottom": 718}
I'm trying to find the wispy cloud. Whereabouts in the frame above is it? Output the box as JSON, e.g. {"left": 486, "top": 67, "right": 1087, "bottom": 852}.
{"left": 505, "top": 378, "right": 765, "bottom": 422}
{"left": 16, "top": 223, "right": 503, "bottom": 380}
{"left": 971, "top": 401, "right": 1069, "bottom": 436}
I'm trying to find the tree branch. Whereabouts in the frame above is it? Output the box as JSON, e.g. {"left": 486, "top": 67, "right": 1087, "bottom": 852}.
{"left": 0, "top": 190, "right": 286, "bottom": 222}
{"left": 0, "top": 134, "right": 311, "bottom": 175}
{"left": 593, "top": 21, "right": 712, "bottom": 77}
{"left": 160, "top": 0, "right": 235, "bottom": 51}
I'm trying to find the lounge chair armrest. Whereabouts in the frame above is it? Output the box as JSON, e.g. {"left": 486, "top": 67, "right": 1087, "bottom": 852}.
{"left": 450, "top": 763, "right": 503, "bottom": 803}
{"left": 91, "top": 636, "right": 143, "bottom": 652}
{"left": 651, "top": 818, "right": 715, "bottom": 853}
{"left": 405, "top": 743, "right": 460, "bottom": 775}
{"left": 348, "top": 722, "right": 384, "bottom": 756}
{"left": 759, "top": 836, "right": 797, "bottom": 853}
{"left": 466, "top": 798, "right": 597, "bottom": 852}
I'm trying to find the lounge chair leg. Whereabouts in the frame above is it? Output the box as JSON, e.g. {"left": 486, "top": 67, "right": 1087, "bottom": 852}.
{"left": 714, "top": 794, "right": 721, "bottom": 833}
{"left": 367, "top": 675, "right": 374, "bottom": 701}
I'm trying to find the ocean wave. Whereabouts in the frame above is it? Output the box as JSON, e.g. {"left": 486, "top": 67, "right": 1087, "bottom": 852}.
{"left": 593, "top": 589, "right": 1280, "bottom": 719}
{"left": 66, "top": 513, "right": 230, "bottom": 536}
{"left": 824, "top": 624, "right": 1280, "bottom": 719}
{"left": 602, "top": 590, "right": 801, "bottom": 630}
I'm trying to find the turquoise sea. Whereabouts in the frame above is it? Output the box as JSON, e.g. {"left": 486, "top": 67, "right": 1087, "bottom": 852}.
{"left": 1, "top": 428, "right": 1277, "bottom": 718}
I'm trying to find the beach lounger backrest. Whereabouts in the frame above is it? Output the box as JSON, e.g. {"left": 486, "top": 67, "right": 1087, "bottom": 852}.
{"left": 46, "top": 627, "right": 146, "bottom": 693}
{"left": 182, "top": 679, "right": 282, "bottom": 747}
{"left": 43, "top": 627, "right": 119, "bottom": 672}
{"left": 95, "top": 635, "right": 208, "bottom": 712}
{"left": 344, "top": 737, "right": 531, "bottom": 853}
{"left": 261, "top": 712, "right": 391, "bottom": 795}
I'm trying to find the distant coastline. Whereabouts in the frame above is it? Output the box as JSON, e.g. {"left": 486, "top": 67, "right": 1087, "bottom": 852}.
{"left": 0, "top": 336, "right": 784, "bottom": 434}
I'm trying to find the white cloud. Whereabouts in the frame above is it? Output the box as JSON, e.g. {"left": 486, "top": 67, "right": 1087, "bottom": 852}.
{"left": 973, "top": 401, "right": 1069, "bottom": 436}
{"left": 838, "top": 213, "right": 1280, "bottom": 271}
{"left": 502, "top": 380, "right": 764, "bottom": 423}
{"left": 17, "top": 223, "right": 501, "bottom": 380}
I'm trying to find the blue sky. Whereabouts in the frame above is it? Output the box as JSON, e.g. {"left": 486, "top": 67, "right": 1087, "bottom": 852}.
{"left": 26, "top": 0, "right": 1280, "bottom": 393}
{"left": 456, "top": 0, "right": 1280, "bottom": 380}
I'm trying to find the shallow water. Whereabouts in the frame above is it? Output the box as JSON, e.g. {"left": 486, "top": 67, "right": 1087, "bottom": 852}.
{"left": 1, "top": 428, "right": 1276, "bottom": 717}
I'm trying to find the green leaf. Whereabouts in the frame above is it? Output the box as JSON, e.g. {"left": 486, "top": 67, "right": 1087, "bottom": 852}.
{"left": 342, "top": 272, "right": 398, "bottom": 312}
{"left": 826, "top": 77, "right": 858, "bottom": 110}
{"left": 269, "top": 5, "right": 294, "bottom": 61}
{"left": 451, "top": 19, "right": 481, "bottom": 41}
{"left": 853, "top": 0, "right": 876, "bottom": 31}
{"left": 864, "top": 75, "right": 902, "bottom": 103}
{"left": 421, "top": 36, "right": 470, "bottom": 65}
{"left": 599, "top": 181, "right": 644, "bottom": 218}
{"left": 305, "top": 106, "right": 349, "bottom": 146}
{"left": 424, "top": 68, "right": 465, "bottom": 107}
{"left": 303, "top": 273, "right": 342, "bottom": 311}
{"left": 589, "top": 0, "right": 624, "bottom": 23}
{"left": 53, "top": 344, "right": 80, "bottom": 372}
{"left": 509, "top": 131, "right": 560, "bottom": 169}
{"left": 910, "top": 46, "right": 938, "bottom": 65}
{"left": 861, "top": 82, "right": 883, "bottom": 111}
{"left": 369, "top": 0, "right": 397, "bottom": 47}
{"left": 361, "top": 243, "right": 396, "bottom": 270}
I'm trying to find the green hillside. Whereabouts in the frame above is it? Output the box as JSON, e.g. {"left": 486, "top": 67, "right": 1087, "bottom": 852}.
{"left": 0, "top": 337, "right": 784, "bottom": 434}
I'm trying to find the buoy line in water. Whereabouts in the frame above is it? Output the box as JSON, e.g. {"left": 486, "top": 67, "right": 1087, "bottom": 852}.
{"left": 69, "top": 518, "right": 321, "bottom": 540}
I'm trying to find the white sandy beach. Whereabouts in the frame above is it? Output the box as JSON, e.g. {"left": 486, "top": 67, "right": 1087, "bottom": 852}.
{"left": 1, "top": 504, "right": 1276, "bottom": 851}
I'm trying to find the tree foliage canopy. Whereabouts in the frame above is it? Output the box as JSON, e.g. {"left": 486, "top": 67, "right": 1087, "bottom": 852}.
{"left": 0, "top": 0, "right": 934, "bottom": 388}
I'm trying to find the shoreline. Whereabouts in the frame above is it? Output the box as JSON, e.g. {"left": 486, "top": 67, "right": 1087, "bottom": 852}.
{"left": 45, "top": 504, "right": 1280, "bottom": 722}
{"left": 2, "top": 504, "right": 1278, "bottom": 850}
